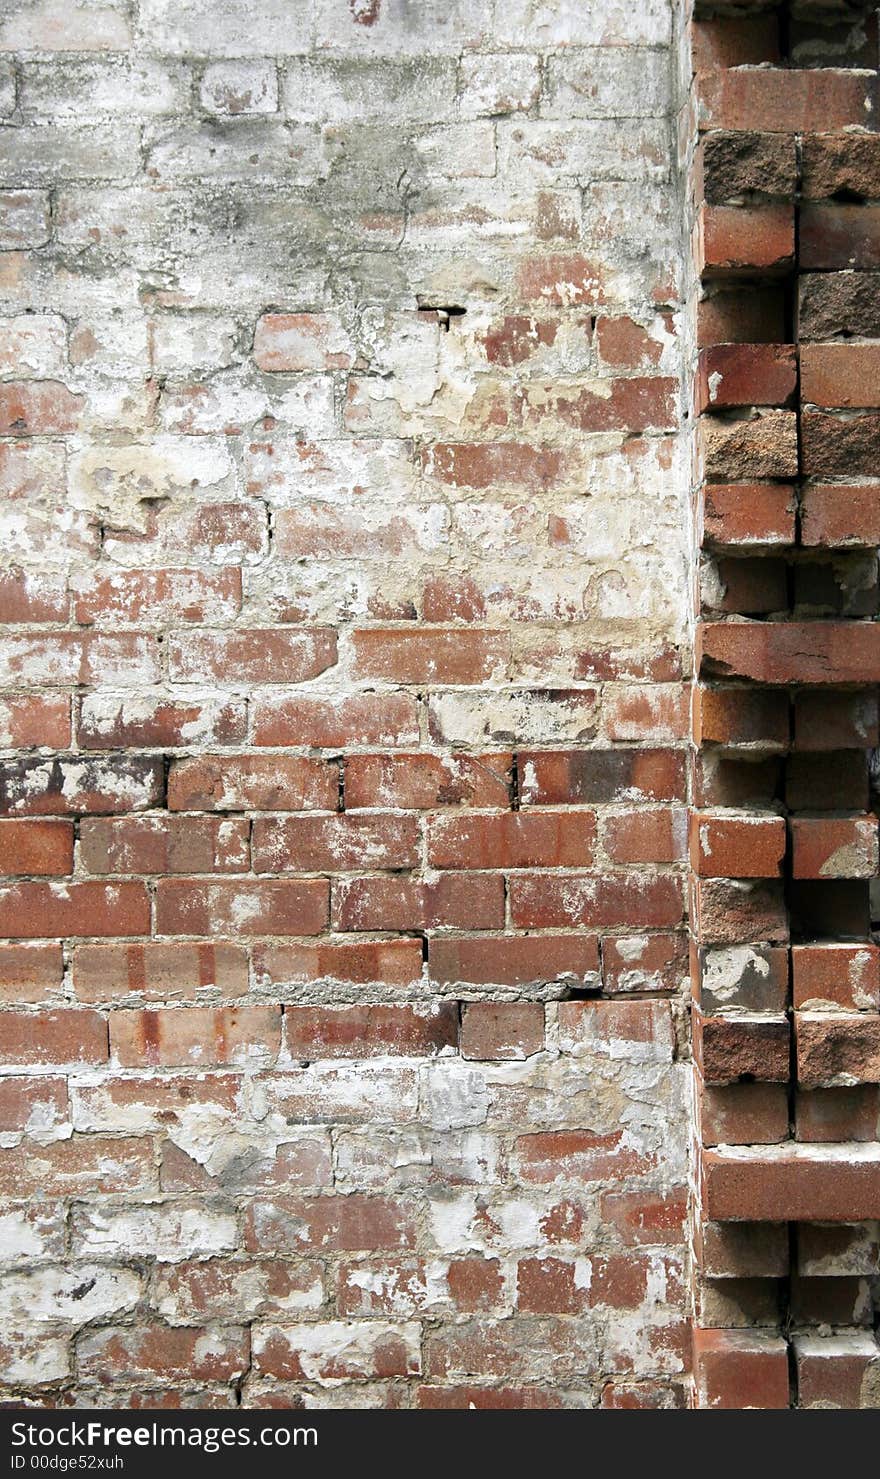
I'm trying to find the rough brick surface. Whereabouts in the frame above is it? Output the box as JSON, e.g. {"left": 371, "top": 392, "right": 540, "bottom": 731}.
{"left": 3, "top": 0, "right": 879, "bottom": 1414}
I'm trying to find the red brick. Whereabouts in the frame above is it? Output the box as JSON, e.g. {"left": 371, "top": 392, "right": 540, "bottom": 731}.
{"left": 697, "top": 132, "right": 797, "bottom": 206}
{"left": 77, "top": 693, "right": 246, "bottom": 749}
{"left": 71, "top": 1073, "right": 241, "bottom": 1132}
{"left": 168, "top": 754, "right": 338, "bottom": 812}
{"left": 0, "top": 942, "right": 63, "bottom": 1003}
{"left": 689, "top": 812, "right": 785, "bottom": 879}
{"left": 460, "top": 1003, "right": 545, "bottom": 1061}
{"left": 345, "top": 753, "right": 511, "bottom": 809}
{"left": 693, "top": 1328, "right": 789, "bottom": 1410}
{"left": 698, "top": 68, "right": 873, "bottom": 134}
{"left": 0, "top": 1075, "right": 67, "bottom": 1132}
{"left": 796, "top": 1013, "right": 880, "bottom": 1089}
{"left": 699, "top": 620, "right": 880, "bottom": 685}
{"left": 801, "top": 409, "right": 880, "bottom": 478}
{"left": 79, "top": 816, "right": 250, "bottom": 875}
{"left": 699, "top": 1082, "right": 789, "bottom": 1146}
{"left": 697, "top": 205, "right": 795, "bottom": 276}
{"left": 595, "top": 314, "right": 670, "bottom": 371}
{"left": 693, "top": 877, "right": 788, "bottom": 946}
{"left": 351, "top": 628, "right": 509, "bottom": 684}
{"left": 515, "top": 254, "right": 607, "bottom": 308}
{"left": 700, "top": 410, "right": 799, "bottom": 480}
{"left": 801, "top": 345, "right": 880, "bottom": 411}
{"left": 245, "top": 1194, "right": 416, "bottom": 1253}
{"left": 603, "top": 807, "right": 685, "bottom": 864}
{"left": 701, "top": 483, "right": 796, "bottom": 548}
{"left": 800, "top": 205, "right": 880, "bottom": 271}
{"left": 253, "top": 1321, "right": 418, "bottom": 1381}
{"left": 795, "top": 1334, "right": 880, "bottom": 1410}
{"left": 155, "top": 879, "right": 328, "bottom": 937}
{"left": 516, "top": 1130, "right": 656, "bottom": 1185}
{"left": 444, "top": 1258, "right": 507, "bottom": 1314}
{"left": 793, "top": 690, "right": 879, "bottom": 751}
{"left": 0, "top": 1008, "right": 107, "bottom": 1065}
{"left": 801, "top": 133, "right": 880, "bottom": 201}
{"left": 0, "top": 632, "right": 160, "bottom": 687}
{"left": 73, "top": 941, "right": 249, "bottom": 1003}
{"left": 0, "top": 1135, "right": 154, "bottom": 1196}
{"left": 251, "top": 692, "right": 419, "bottom": 747}
{"left": 284, "top": 1004, "right": 458, "bottom": 1059}
{"left": 796, "top": 1087, "right": 880, "bottom": 1143}
{"left": 253, "top": 312, "right": 353, "bottom": 371}
{"left": 155, "top": 1258, "right": 323, "bottom": 1323}
{"left": 74, "top": 568, "right": 241, "bottom": 625}
{"left": 599, "top": 1187, "right": 688, "bottom": 1246}
{"left": 0, "top": 819, "right": 73, "bottom": 876}
{"left": 332, "top": 874, "right": 505, "bottom": 932}
{"left": 480, "top": 314, "right": 571, "bottom": 368}
{"left": 111, "top": 1005, "right": 281, "bottom": 1068}
{"left": 0, "top": 695, "right": 70, "bottom": 749}
{"left": 427, "top": 810, "right": 594, "bottom": 869}
{"left": 509, "top": 873, "right": 682, "bottom": 929}
{"left": 792, "top": 943, "right": 880, "bottom": 1013}
{"left": 0, "top": 755, "right": 164, "bottom": 816}
{"left": 602, "top": 933, "right": 687, "bottom": 994}
{"left": 422, "top": 441, "right": 568, "bottom": 491}
{"left": 428, "top": 934, "right": 599, "bottom": 989}
{"left": 0, "top": 881, "right": 149, "bottom": 938}
{"left": 0, "top": 380, "right": 84, "bottom": 434}
{"left": 528, "top": 376, "right": 677, "bottom": 435}
{"left": 77, "top": 1324, "right": 248, "bottom": 1384}
{"left": 697, "top": 344, "right": 796, "bottom": 413}
{"left": 167, "top": 628, "right": 337, "bottom": 683}
{"left": 694, "top": 1010, "right": 790, "bottom": 1085}
{"left": 703, "top": 1144, "right": 880, "bottom": 1222}
{"left": 516, "top": 1256, "right": 587, "bottom": 1314}
{"left": 600, "top": 1382, "right": 686, "bottom": 1410}
{"left": 0, "top": 567, "right": 68, "bottom": 623}
{"left": 518, "top": 748, "right": 685, "bottom": 805}
{"left": 791, "top": 815, "right": 878, "bottom": 880}
{"left": 334, "top": 1257, "right": 430, "bottom": 1317}
{"left": 693, "top": 685, "right": 789, "bottom": 748}
{"left": 253, "top": 814, "right": 420, "bottom": 873}
{"left": 558, "top": 998, "right": 674, "bottom": 1056}
{"left": 601, "top": 684, "right": 688, "bottom": 742}
{"left": 417, "top": 1386, "right": 562, "bottom": 1410}
{"left": 253, "top": 940, "right": 422, "bottom": 989}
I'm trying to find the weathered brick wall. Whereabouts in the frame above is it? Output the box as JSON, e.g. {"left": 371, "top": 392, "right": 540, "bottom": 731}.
{"left": 686, "top": 0, "right": 880, "bottom": 1410}
{"left": 0, "top": 0, "right": 694, "bottom": 1407}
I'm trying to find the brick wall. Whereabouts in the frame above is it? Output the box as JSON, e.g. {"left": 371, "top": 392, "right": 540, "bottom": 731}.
{"left": 0, "top": 0, "right": 877, "bottom": 1411}
{"left": 686, "top": 0, "right": 880, "bottom": 1410}
{"left": 0, "top": 0, "right": 693, "bottom": 1408}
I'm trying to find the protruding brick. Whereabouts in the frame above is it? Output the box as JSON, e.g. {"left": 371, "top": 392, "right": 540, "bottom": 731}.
{"left": 697, "top": 344, "right": 796, "bottom": 413}
{"left": 697, "top": 205, "right": 794, "bottom": 277}
{"left": 791, "top": 815, "right": 878, "bottom": 880}
{"left": 794, "top": 1334, "right": 880, "bottom": 1411}
{"left": 701, "top": 484, "right": 796, "bottom": 549}
{"left": 703, "top": 1144, "right": 880, "bottom": 1222}
{"left": 692, "top": 1328, "right": 790, "bottom": 1410}
{"left": 792, "top": 943, "right": 880, "bottom": 1014}
{"left": 699, "top": 620, "right": 880, "bottom": 686}
{"left": 694, "top": 1010, "right": 790, "bottom": 1086}
{"left": 690, "top": 812, "right": 785, "bottom": 879}
{"left": 797, "top": 1013, "right": 880, "bottom": 1090}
